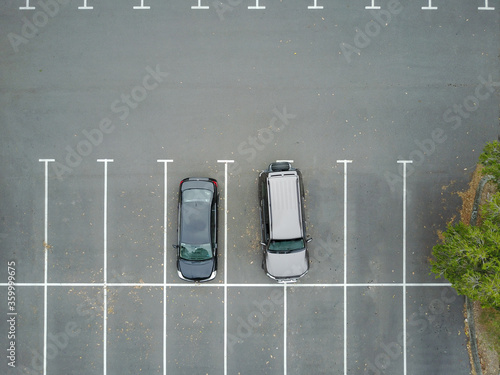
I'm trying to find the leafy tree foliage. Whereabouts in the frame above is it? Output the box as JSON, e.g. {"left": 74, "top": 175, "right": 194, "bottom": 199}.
{"left": 431, "top": 217, "right": 500, "bottom": 309}
{"left": 431, "top": 142, "right": 500, "bottom": 310}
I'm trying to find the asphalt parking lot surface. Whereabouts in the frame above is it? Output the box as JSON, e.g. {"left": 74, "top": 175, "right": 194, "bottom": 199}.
{"left": 0, "top": 0, "right": 499, "bottom": 374}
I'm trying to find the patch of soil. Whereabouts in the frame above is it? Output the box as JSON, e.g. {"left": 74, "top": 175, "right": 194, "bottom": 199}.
{"left": 474, "top": 301, "right": 500, "bottom": 375}
{"left": 458, "top": 165, "right": 499, "bottom": 375}
{"left": 458, "top": 165, "right": 483, "bottom": 223}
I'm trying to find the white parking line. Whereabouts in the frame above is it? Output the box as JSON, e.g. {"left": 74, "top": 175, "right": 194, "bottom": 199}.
{"left": 346, "top": 282, "right": 450, "bottom": 287}
{"left": 308, "top": 0, "right": 323, "bottom": 10}
{"left": 157, "top": 160, "right": 174, "bottom": 282}
{"left": 157, "top": 159, "right": 173, "bottom": 375}
{"left": 337, "top": 160, "right": 352, "bottom": 375}
{"left": 398, "top": 160, "right": 412, "bottom": 375}
{"left": 479, "top": 0, "right": 495, "bottom": 10}
{"left": 39, "top": 159, "right": 54, "bottom": 375}
{"left": 0, "top": 282, "right": 452, "bottom": 287}
{"left": 217, "top": 160, "right": 234, "bottom": 375}
{"left": 283, "top": 284, "right": 288, "bottom": 375}
{"left": 365, "top": 0, "right": 381, "bottom": 10}
{"left": 422, "top": 0, "right": 437, "bottom": 10}
{"left": 97, "top": 159, "right": 113, "bottom": 375}
{"left": 78, "top": 0, "right": 93, "bottom": 10}
{"left": 191, "top": 0, "right": 209, "bottom": 9}
{"left": 19, "top": 0, "right": 35, "bottom": 10}
{"left": 133, "top": 0, "right": 151, "bottom": 10}
{"left": 248, "top": 0, "right": 266, "bottom": 10}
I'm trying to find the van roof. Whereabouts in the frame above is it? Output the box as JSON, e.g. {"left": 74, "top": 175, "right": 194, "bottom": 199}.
{"left": 267, "top": 172, "right": 303, "bottom": 240}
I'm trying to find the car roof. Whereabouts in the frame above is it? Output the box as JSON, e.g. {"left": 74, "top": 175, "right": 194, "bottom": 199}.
{"left": 267, "top": 172, "right": 303, "bottom": 240}
{"left": 180, "top": 187, "right": 212, "bottom": 245}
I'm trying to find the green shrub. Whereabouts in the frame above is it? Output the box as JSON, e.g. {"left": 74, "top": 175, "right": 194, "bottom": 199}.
{"left": 479, "top": 140, "right": 500, "bottom": 186}
{"left": 431, "top": 211, "right": 500, "bottom": 310}
{"left": 431, "top": 142, "right": 500, "bottom": 310}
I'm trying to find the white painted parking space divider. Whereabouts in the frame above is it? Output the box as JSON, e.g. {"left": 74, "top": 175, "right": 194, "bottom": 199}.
{"left": 422, "top": 0, "right": 437, "bottom": 10}
{"left": 78, "top": 0, "right": 93, "bottom": 10}
{"left": 191, "top": 0, "right": 209, "bottom": 9}
{"left": 217, "top": 160, "right": 234, "bottom": 375}
{"left": 248, "top": 0, "right": 266, "bottom": 10}
{"left": 308, "top": 0, "right": 323, "bottom": 10}
{"left": 337, "top": 160, "right": 352, "bottom": 375}
{"left": 3, "top": 281, "right": 452, "bottom": 288}
{"left": 283, "top": 283, "right": 288, "bottom": 375}
{"left": 397, "top": 160, "right": 412, "bottom": 375}
{"left": 97, "top": 159, "right": 113, "bottom": 375}
{"left": 19, "top": 0, "right": 35, "bottom": 10}
{"left": 365, "top": 0, "right": 381, "bottom": 10}
{"left": 157, "top": 159, "right": 173, "bottom": 375}
{"left": 133, "top": 0, "right": 151, "bottom": 10}
{"left": 479, "top": 0, "right": 495, "bottom": 10}
{"left": 39, "top": 159, "right": 54, "bottom": 375}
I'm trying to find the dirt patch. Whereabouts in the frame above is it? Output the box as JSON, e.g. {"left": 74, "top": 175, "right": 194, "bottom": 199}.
{"left": 458, "top": 165, "right": 483, "bottom": 223}
{"left": 458, "top": 165, "right": 499, "bottom": 375}
{"left": 474, "top": 178, "right": 499, "bottom": 375}
{"left": 474, "top": 301, "right": 500, "bottom": 375}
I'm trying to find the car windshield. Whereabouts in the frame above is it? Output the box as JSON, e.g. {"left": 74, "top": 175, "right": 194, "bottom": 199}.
{"left": 268, "top": 238, "right": 305, "bottom": 252}
{"left": 180, "top": 243, "right": 213, "bottom": 261}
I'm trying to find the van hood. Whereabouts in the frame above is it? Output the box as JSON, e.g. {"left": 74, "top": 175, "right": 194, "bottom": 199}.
{"left": 266, "top": 249, "right": 308, "bottom": 280}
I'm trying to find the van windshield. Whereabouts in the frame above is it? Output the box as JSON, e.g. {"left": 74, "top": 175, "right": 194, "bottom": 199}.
{"left": 269, "top": 238, "right": 305, "bottom": 252}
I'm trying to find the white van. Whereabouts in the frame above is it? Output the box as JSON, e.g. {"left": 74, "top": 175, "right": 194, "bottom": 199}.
{"left": 258, "top": 162, "right": 311, "bottom": 282}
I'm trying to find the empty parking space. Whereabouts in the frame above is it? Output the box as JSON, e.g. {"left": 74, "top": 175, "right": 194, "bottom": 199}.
{"left": 227, "top": 286, "right": 284, "bottom": 374}
{"left": 405, "top": 175, "right": 466, "bottom": 284}
{"left": 166, "top": 286, "right": 224, "bottom": 374}
{"left": 347, "top": 164, "right": 404, "bottom": 285}
{"left": 107, "top": 286, "right": 163, "bottom": 374}
{"left": 107, "top": 164, "right": 164, "bottom": 284}
{"left": 287, "top": 287, "right": 343, "bottom": 375}
{"left": 301, "top": 167, "right": 345, "bottom": 285}
{"left": 406, "top": 286, "right": 468, "bottom": 374}
{"left": 0, "top": 164, "right": 44, "bottom": 284}
{"left": 46, "top": 286, "right": 102, "bottom": 375}
{"left": 1, "top": 286, "right": 44, "bottom": 374}
{"left": 225, "top": 166, "right": 263, "bottom": 285}
{"left": 347, "top": 286, "right": 404, "bottom": 375}
{"left": 48, "top": 170, "right": 104, "bottom": 284}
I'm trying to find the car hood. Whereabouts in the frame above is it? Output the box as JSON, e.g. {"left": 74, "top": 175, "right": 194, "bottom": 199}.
{"left": 266, "top": 249, "right": 308, "bottom": 279}
{"left": 178, "top": 258, "right": 216, "bottom": 281}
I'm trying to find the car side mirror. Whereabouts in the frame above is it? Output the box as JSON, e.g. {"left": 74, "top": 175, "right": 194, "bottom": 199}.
{"left": 306, "top": 238, "right": 313, "bottom": 243}
{"left": 172, "top": 244, "right": 179, "bottom": 249}
{"left": 260, "top": 242, "right": 266, "bottom": 247}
